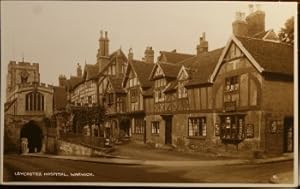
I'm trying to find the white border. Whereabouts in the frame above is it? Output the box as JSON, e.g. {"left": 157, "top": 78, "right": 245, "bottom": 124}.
{"left": 0, "top": 1, "right": 298, "bottom": 187}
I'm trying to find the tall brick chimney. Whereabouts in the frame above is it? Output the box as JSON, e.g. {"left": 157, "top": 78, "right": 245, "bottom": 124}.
{"left": 246, "top": 4, "right": 265, "bottom": 36}
{"left": 144, "top": 46, "right": 154, "bottom": 64}
{"left": 98, "top": 30, "right": 109, "bottom": 57}
{"left": 196, "top": 32, "right": 208, "bottom": 55}
{"left": 232, "top": 12, "right": 248, "bottom": 37}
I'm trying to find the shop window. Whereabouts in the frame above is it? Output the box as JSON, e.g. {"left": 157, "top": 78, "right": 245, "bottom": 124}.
{"left": 270, "top": 121, "right": 279, "bottom": 133}
{"left": 245, "top": 124, "right": 254, "bottom": 138}
{"left": 225, "top": 76, "right": 239, "bottom": 92}
{"left": 215, "top": 123, "right": 220, "bottom": 136}
{"left": 220, "top": 115, "right": 245, "bottom": 140}
{"left": 188, "top": 117, "right": 207, "bottom": 137}
{"left": 151, "top": 121, "right": 160, "bottom": 134}
{"left": 133, "top": 118, "right": 144, "bottom": 134}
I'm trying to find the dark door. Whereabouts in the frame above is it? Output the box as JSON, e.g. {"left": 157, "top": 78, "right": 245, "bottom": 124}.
{"left": 165, "top": 116, "right": 172, "bottom": 145}
{"left": 143, "top": 120, "right": 147, "bottom": 144}
{"left": 284, "top": 117, "right": 293, "bottom": 152}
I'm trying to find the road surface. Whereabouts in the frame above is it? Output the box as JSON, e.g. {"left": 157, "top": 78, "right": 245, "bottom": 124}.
{"left": 3, "top": 154, "right": 294, "bottom": 184}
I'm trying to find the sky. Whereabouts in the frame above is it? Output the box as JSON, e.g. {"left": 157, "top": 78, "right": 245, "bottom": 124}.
{"left": 1, "top": 1, "right": 297, "bottom": 87}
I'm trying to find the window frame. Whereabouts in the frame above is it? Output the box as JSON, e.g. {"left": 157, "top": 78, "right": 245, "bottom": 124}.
{"left": 188, "top": 117, "right": 207, "bottom": 137}
{"left": 151, "top": 121, "right": 160, "bottom": 134}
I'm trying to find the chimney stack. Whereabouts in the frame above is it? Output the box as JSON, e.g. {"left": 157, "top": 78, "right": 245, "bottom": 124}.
{"left": 246, "top": 4, "right": 265, "bottom": 36}
{"left": 98, "top": 30, "right": 109, "bottom": 57}
{"left": 77, "top": 63, "right": 82, "bottom": 77}
{"left": 196, "top": 32, "right": 208, "bottom": 55}
{"left": 144, "top": 46, "right": 154, "bottom": 64}
{"left": 232, "top": 12, "right": 248, "bottom": 37}
{"left": 128, "top": 48, "right": 134, "bottom": 62}
{"left": 58, "top": 74, "right": 67, "bottom": 87}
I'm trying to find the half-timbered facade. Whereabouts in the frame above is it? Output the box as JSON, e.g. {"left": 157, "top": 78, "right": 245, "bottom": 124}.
{"left": 122, "top": 59, "right": 154, "bottom": 143}
{"left": 97, "top": 48, "right": 128, "bottom": 141}
{"left": 210, "top": 35, "right": 293, "bottom": 153}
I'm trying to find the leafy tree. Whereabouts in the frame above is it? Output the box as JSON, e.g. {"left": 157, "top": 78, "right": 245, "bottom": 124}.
{"left": 278, "top": 16, "right": 294, "bottom": 45}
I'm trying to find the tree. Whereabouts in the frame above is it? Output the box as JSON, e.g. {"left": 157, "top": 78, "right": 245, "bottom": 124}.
{"left": 278, "top": 16, "right": 294, "bottom": 45}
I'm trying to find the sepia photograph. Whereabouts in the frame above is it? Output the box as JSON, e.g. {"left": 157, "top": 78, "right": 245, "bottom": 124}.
{"left": 0, "top": 1, "right": 298, "bottom": 187}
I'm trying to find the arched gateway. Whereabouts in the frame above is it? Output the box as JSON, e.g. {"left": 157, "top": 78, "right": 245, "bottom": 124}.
{"left": 20, "top": 120, "right": 43, "bottom": 153}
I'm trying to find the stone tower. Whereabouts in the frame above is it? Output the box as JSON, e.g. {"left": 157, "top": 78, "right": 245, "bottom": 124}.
{"left": 6, "top": 61, "right": 40, "bottom": 99}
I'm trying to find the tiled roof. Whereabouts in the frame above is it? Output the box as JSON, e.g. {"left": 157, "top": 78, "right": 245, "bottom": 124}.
{"left": 142, "top": 87, "right": 154, "bottom": 97}
{"left": 252, "top": 30, "right": 269, "bottom": 39}
{"left": 179, "top": 47, "right": 224, "bottom": 86}
{"left": 108, "top": 76, "right": 125, "bottom": 93}
{"left": 131, "top": 60, "right": 154, "bottom": 88}
{"left": 84, "top": 64, "right": 98, "bottom": 80}
{"left": 99, "top": 49, "right": 128, "bottom": 75}
{"left": 159, "top": 51, "right": 195, "bottom": 64}
{"left": 252, "top": 29, "right": 279, "bottom": 41}
{"left": 236, "top": 36, "right": 293, "bottom": 76}
{"left": 159, "top": 62, "right": 182, "bottom": 78}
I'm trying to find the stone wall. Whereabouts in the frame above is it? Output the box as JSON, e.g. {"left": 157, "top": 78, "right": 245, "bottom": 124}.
{"left": 56, "top": 140, "right": 108, "bottom": 157}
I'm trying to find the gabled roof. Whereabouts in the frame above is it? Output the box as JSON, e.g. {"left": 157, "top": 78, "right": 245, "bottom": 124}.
{"left": 179, "top": 47, "right": 224, "bottom": 86}
{"left": 98, "top": 48, "right": 128, "bottom": 76}
{"left": 236, "top": 36, "right": 293, "bottom": 76}
{"left": 158, "top": 50, "right": 195, "bottom": 64}
{"left": 107, "top": 76, "right": 125, "bottom": 93}
{"left": 211, "top": 35, "right": 294, "bottom": 81}
{"left": 157, "top": 62, "right": 182, "bottom": 78}
{"left": 130, "top": 60, "right": 154, "bottom": 88}
{"left": 83, "top": 64, "right": 98, "bottom": 81}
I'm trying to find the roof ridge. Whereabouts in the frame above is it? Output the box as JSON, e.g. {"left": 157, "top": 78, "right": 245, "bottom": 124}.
{"left": 236, "top": 36, "right": 293, "bottom": 47}
{"left": 159, "top": 61, "right": 182, "bottom": 66}
{"left": 161, "top": 51, "right": 194, "bottom": 56}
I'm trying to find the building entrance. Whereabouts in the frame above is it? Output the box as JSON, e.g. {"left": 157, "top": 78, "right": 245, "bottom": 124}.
{"left": 20, "top": 120, "right": 43, "bottom": 153}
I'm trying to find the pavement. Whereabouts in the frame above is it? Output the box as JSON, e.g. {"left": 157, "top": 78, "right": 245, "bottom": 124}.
{"left": 21, "top": 141, "right": 294, "bottom": 167}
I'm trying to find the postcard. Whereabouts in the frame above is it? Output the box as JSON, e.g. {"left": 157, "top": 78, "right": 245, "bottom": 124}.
{"left": 1, "top": 1, "right": 298, "bottom": 187}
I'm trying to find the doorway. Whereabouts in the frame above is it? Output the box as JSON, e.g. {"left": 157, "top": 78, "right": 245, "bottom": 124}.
{"left": 283, "top": 117, "right": 293, "bottom": 152}
{"left": 20, "top": 120, "right": 43, "bottom": 153}
{"left": 164, "top": 116, "right": 172, "bottom": 145}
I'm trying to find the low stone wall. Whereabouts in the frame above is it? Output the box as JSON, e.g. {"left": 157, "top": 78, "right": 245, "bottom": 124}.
{"left": 56, "top": 140, "right": 111, "bottom": 157}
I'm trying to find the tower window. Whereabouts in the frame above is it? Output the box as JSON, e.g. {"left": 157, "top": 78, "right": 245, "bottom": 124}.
{"left": 25, "top": 92, "right": 44, "bottom": 111}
